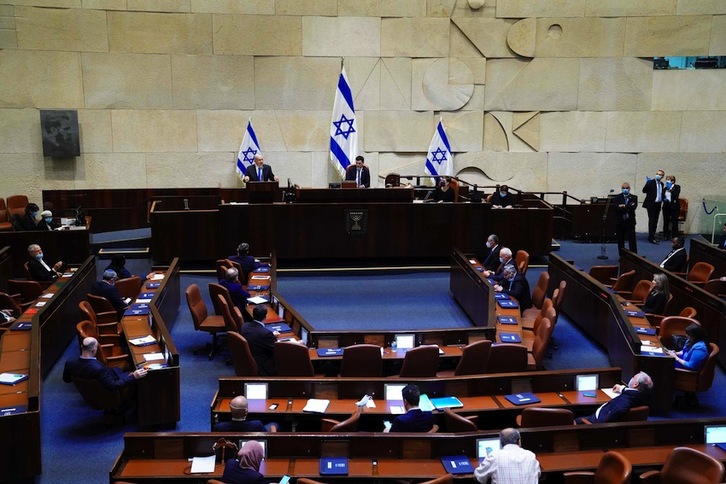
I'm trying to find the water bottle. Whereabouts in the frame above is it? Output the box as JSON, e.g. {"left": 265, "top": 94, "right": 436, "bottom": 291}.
{"left": 391, "top": 340, "right": 397, "bottom": 352}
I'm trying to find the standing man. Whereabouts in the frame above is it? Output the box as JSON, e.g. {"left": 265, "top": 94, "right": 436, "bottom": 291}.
{"left": 240, "top": 304, "right": 277, "bottom": 376}
{"left": 344, "top": 155, "right": 370, "bottom": 188}
{"left": 243, "top": 154, "right": 278, "bottom": 183}
{"left": 642, "top": 169, "right": 665, "bottom": 244}
{"left": 474, "top": 428, "right": 541, "bottom": 484}
{"left": 614, "top": 182, "right": 638, "bottom": 253}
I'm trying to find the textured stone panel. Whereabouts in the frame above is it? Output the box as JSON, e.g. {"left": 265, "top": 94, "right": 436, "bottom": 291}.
{"left": 677, "top": 0, "right": 726, "bottom": 14}
{"left": 171, "top": 55, "right": 254, "bottom": 110}
{"left": 512, "top": 112, "right": 540, "bottom": 152}
{"left": 378, "top": 152, "right": 424, "bottom": 181}
{"left": 146, "top": 152, "right": 233, "bottom": 187}
{"left": 548, "top": 152, "right": 637, "bottom": 201}
{"left": 441, "top": 111, "right": 483, "bottom": 152}
{"left": 191, "top": 0, "right": 274, "bottom": 14}
{"left": 422, "top": 58, "right": 474, "bottom": 110}
{"left": 461, "top": 85, "right": 486, "bottom": 111}
{"left": 624, "top": 16, "right": 712, "bottom": 56}
{"left": 578, "top": 58, "right": 653, "bottom": 111}
{"left": 276, "top": 110, "right": 331, "bottom": 151}
{"left": 15, "top": 6, "right": 108, "bottom": 52}
{"left": 483, "top": 113, "right": 509, "bottom": 152}
{"left": 0, "top": 109, "right": 41, "bottom": 154}
{"left": 82, "top": 0, "right": 127, "bottom": 10}
{"left": 196, "top": 110, "right": 287, "bottom": 152}
{"left": 276, "top": 0, "right": 337, "bottom": 15}
{"left": 457, "top": 58, "right": 486, "bottom": 85}
{"left": 108, "top": 11, "right": 212, "bottom": 54}
{"left": 254, "top": 57, "right": 340, "bottom": 110}
{"left": 506, "top": 18, "right": 535, "bottom": 58}
{"left": 363, "top": 111, "right": 432, "bottom": 152}
{"left": 452, "top": 18, "right": 517, "bottom": 58}
{"left": 428, "top": 0, "right": 457, "bottom": 17}
{"left": 347, "top": 57, "right": 381, "bottom": 110}
{"left": 381, "top": 18, "right": 450, "bottom": 57}
{"left": 82, "top": 53, "right": 172, "bottom": 109}
{"left": 450, "top": 21, "right": 488, "bottom": 58}
{"left": 0, "top": 50, "right": 83, "bottom": 109}
{"left": 680, "top": 111, "right": 726, "bottom": 152}
{"left": 411, "top": 59, "right": 438, "bottom": 111}
{"left": 484, "top": 58, "right": 580, "bottom": 112}
{"left": 339, "top": 0, "right": 426, "bottom": 17}
{"left": 302, "top": 16, "right": 380, "bottom": 57}
{"left": 77, "top": 109, "right": 113, "bottom": 153}
{"left": 455, "top": 151, "right": 548, "bottom": 190}
{"left": 585, "top": 0, "right": 676, "bottom": 17}
{"left": 11, "top": 0, "right": 79, "bottom": 7}
{"left": 0, "top": 29, "right": 17, "bottom": 49}
{"left": 111, "top": 110, "right": 197, "bottom": 152}
{"left": 540, "top": 112, "right": 608, "bottom": 152}
{"left": 605, "top": 112, "right": 682, "bottom": 153}
{"left": 710, "top": 15, "right": 726, "bottom": 55}
{"left": 496, "top": 0, "right": 585, "bottom": 18}
{"left": 76, "top": 154, "right": 148, "bottom": 189}
{"left": 449, "top": 0, "right": 496, "bottom": 18}
{"left": 269, "top": 151, "right": 314, "bottom": 188}
{"left": 127, "top": 0, "right": 191, "bottom": 12}
{"left": 652, "top": 70, "right": 726, "bottom": 111}
{"left": 534, "top": 18, "right": 626, "bottom": 58}
{"left": 213, "top": 15, "right": 302, "bottom": 56}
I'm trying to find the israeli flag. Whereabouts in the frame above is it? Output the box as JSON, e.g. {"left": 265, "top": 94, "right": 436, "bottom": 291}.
{"left": 424, "top": 119, "right": 453, "bottom": 178}
{"left": 236, "top": 119, "right": 261, "bottom": 181}
{"left": 329, "top": 66, "right": 358, "bottom": 177}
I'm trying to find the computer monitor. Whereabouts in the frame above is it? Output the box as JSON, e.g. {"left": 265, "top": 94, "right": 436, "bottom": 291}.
{"left": 384, "top": 383, "right": 406, "bottom": 401}
{"left": 394, "top": 334, "right": 415, "bottom": 350}
{"left": 244, "top": 383, "right": 268, "bottom": 400}
{"left": 575, "top": 374, "right": 599, "bottom": 392}
{"left": 300, "top": 327, "right": 309, "bottom": 346}
{"left": 705, "top": 425, "right": 726, "bottom": 444}
{"left": 476, "top": 437, "right": 501, "bottom": 461}
{"left": 239, "top": 439, "right": 266, "bottom": 457}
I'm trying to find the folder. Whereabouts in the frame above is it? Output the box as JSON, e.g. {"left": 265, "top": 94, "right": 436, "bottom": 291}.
{"left": 499, "top": 333, "right": 521, "bottom": 343}
{"left": 253, "top": 266, "right": 270, "bottom": 273}
{"left": 430, "top": 396, "right": 464, "bottom": 410}
{"left": 302, "top": 399, "right": 330, "bottom": 413}
{"left": 317, "top": 348, "right": 343, "bottom": 357}
{"left": 266, "top": 323, "right": 292, "bottom": 333}
{"left": 440, "top": 456, "right": 474, "bottom": 475}
{"left": 497, "top": 300, "right": 519, "bottom": 309}
{"left": 124, "top": 305, "right": 150, "bottom": 316}
{"left": 145, "top": 282, "right": 160, "bottom": 289}
{"left": 497, "top": 316, "right": 517, "bottom": 325}
{"left": 129, "top": 335, "right": 157, "bottom": 347}
{"left": 494, "top": 293, "right": 511, "bottom": 300}
{"left": 504, "top": 392, "right": 541, "bottom": 405}
{"left": 626, "top": 310, "right": 646, "bottom": 318}
{"left": 319, "top": 457, "right": 348, "bottom": 475}
{"left": 247, "top": 296, "right": 269, "bottom": 305}
{"left": 10, "top": 321, "right": 32, "bottom": 331}
{"left": 635, "top": 327, "right": 657, "bottom": 335}
{"left": 0, "top": 405, "right": 27, "bottom": 416}
{"left": 248, "top": 285, "right": 270, "bottom": 291}
{"left": 0, "top": 373, "right": 29, "bottom": 385}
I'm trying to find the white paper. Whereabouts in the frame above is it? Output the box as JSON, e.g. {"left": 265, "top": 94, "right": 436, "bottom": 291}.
{"left": 390, "top": 405, "right": 406, "bottom": 414}
{"left": 640, "top": 339, "right": 651, "bottom": 345}
{"left": 247, "top": 296, "right": 268, "bottom": 305}
{"left": 190, "top": 455, "right": 216, "bottom": 474}
{"left": 641, "top": 346, "right": 664, "bottom": 354}
{"left": 129, "top": 335, "right": 156, "bottom": 346}
{"left": 35, "top": 301, "right": 46, "bottom": 307}
{"left": 302, "top": 398, "right": 330, "bottom": 413}
{"left": 135, "top": 298, "right": 152, "bottom": 303}
{"left": 0, "top": 373, "right": 27, "bottom": 384}
{"left": 151, "top": 273, "right": 165, "bottom": 280}
{"left": 251, "top": 275, "right": 271, "bottom": 280}
{"left": 469, "top": 259, "right": 477, "bottom": 264}
{"left": 601, "top": 387, "right": 619, "bottom": 399}
{"left": 41, "top": 293, "right": 53, "bottom": 299}
{"left": 144, "top": 352, "right": 164, "bottom": 362}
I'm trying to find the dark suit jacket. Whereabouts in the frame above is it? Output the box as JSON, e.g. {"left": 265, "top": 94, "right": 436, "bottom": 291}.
{"left": 62, "top": 357, "right": 134, "bottom": 391}
{"left": 718, "top": 234, "right": 726, "bottom": 250}
{"left": 241, "top": 320, "right": 277, "bottom": 376}
{"left": 27, "top": 257, "right": 58, "bottom": 282}
{"left": 213, "top": 419, "right": 266, "bottom": 432}
{"left": 662, "top": 184, "right": 681, "bottom": 213}
{"left": 587, "top": 388, "right": 649, "bottom": 423}
{"left": 344, "top": 165, "right": 371, "bottom": 188}
{"left": 222, "top": 459, "right": 267, "bottom": 484}
{"left": 12, "top": 214, "right": 38, "bottom": 231}
{"left": 489, "top": 192, "right": 514, "bottom": 207}
{"left": 501, "top": 272, "right": 532, "bottom": 312}
{"left": 245, "top": 164, "right": 276, "bottom": 182}
{"left": 642, "top": 179, "right": 664, "bottom": 208}
{"left": 642, "top": 290, "right": 667, "bottom": 315}
{"left": 613, "top": 193, "right": 638, "bottom": 225}
{"left": 90, "top": 280, "right": 127, "bottom": 313}
{"left": 482, "top": 245, "right": 502, "bottom": 272}
{"left": 219, "top": 279, "right": 250, "bottom": 314}
{"left": 390, "top": 408, "right": 435, "bottom": 432}
{"left": 660, "top": 247, "right": 687, "bottom": 273}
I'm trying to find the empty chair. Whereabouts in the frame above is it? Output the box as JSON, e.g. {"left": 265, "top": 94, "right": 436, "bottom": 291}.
{"left": 527, "top": 318, "right": 553, "bottom": 370}
{"left": 639, "top": 446, "right": 724, "bottom": 484}
{"left": 563, "top": 450, "right": 632, "bottom": 484}
{"left": 87, "top": 293, "right": 119, "bottom": 318}
{"left": 0, "top": 198, "right": 12, "bottom": 231}
{"left": 588, "top": 265, "right": 619, "bottom": 286}
{"left": 552, "top": 280, "right": 567, "bottom": 315}
{"left": 704, "top": 279, "right": 726, "bottom": 298}
{"left": 437, "top": 339, "right": 491, "bottom": 377}
{"left": 227, "top": 331, "right": 258, "bottom": 376}
{"left": 627, "top": 279, "right": 653, "bottom": 305}
{"left": 398, "top": 345, "right": 440, "bottom": 377}
{"left": 522, "top": 272, "right": 550, "bottom": 319}
{"left": 487, "top": 343, "right": 528, "bottom": 373}
{"left": 609, "top": 270, "right": 636, "bottom": 296}
{"left": 515, "top": 249, "right": 530, "bottom": 276}
{"left": 516, "top": 407, "right": 574, "bottom": 427}
{"left": 321, "top": 409, "right": 360, "bottom": 432}
{"left": 522, "top": 298, "right": 554, "bottom": 331}
{"left": 523, "top": 308, "right": 556, "bottom": 352}
{"left": 443, "top": 407, "right": 478, "bottom": 432}
{"left": 622, "top": 405, "right": 649, "bottom": 422}
{"left": 274, "top": 341, "right": 314, "bottom": 376}
{"left": 78, "top": 300, "right": 122, "bottom": 338}
{"left": 673, "top": 343, "right": 719, "bottom": 405}
{"left": 185, "top": 284, "right": 226, "bottom": 360}
{"left": 216, "top": 294, "right": 242, "bottom": 333}
{"left": 339, "top": 344, "right": 382, "bottom": 377}
{"left": 676, "top": 262, "right": 715, "bottom": 287}
{"left": 8, "top": 279, "right": 42, "bottom": 311}
{"left": 6, "top": 194, "right": 29, "bottom": 219}
{"left": 114, "top": 276, "right": 142, "bottom": 299}
{"left": 0, "top": 291, "right": 22, "bottom": 317}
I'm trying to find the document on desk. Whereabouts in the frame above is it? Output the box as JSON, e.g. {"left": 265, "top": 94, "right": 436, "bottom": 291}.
{"left": 247, "top": 296, "right": 269, "bottom": 305}
{"left": 129, "top": 335, "right": 157, "bottom": 346}
{"left": 143, "top": 352, "right": 165, "bottom": 362}
{"left": 0, "top": 373, "right": 29, "bottom": 385}
{"left": 134, "top": 298, "right": 152, "bottom": 304}
{"left": 150, "top": 273, "right": 165, "bottom": 281}
{"left": 302, "top": 398, "right": 330, "bottom": 413}
{"left": 40, "top": 293, "right": 53, "bottom": 299}
{"left": 601, "top": 388, "right": 619, "bottom": 399}
{"left": 251, "top": 275, "right": 271, "bottom": 281}
{"left": 390, "top": 405, "right": 406, "bottom": 414}
{"left": 190, "top": 455, "right": 216, "bottom": 474}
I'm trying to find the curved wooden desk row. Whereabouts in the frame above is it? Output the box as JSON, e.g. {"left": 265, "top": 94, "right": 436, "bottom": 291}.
{"left": 110, "top": 418, "right": 726, "bottom": 482}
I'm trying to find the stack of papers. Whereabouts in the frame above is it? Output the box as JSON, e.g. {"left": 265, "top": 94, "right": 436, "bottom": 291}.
{"left": 189, "top": 455, "right": 215, "bottom": 474}
{"left": 129, "top": 335, "right": 157, "bottom": 346}
{"left": 302, "top": 399, "right": 330, "bottom": 413}
{"left": 0, "top": 373, "right": 29, "bottom": 385}
{"left": 150, "top": 273, "right": 165, "bottom": 281}
{"left": 247, "top": 296, "right": 269, "bottom": 305}
{"left": 143, "top": 352, "right": 165, "bottom": 362}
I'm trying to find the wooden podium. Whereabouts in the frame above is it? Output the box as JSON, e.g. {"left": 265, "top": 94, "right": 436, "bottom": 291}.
{"left": 247, "top": 181, "right": 278, "bottom": 204}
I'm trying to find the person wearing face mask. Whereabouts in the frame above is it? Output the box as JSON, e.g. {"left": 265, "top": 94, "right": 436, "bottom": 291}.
{"left": 26, "top": 243, "right": 63, "bottom": 282}
{"left": 494, "top": 264, "right": 532, "bottom": 313}
{"left": 661, "top": 175, "right": 681, "bottom": 240}
{"left": 614, "top": 182, "right": 638, "bottom": 253}
{"left": 36, "top": 210, "right": 56, "bottom": 231}
{"left": 481, "top": 234, "right": 501, "bottom": 272}
{"left": 482, "top": 247, "right": 513, "bottom": 281}
{"left": 13, "top": 202, "right": 41, "bottom": 231}
{"left": 489, "top": 184, "right": 514, "bottom": 209}
{"left": 642, "top": 169, "right": 665, "bottom": 244}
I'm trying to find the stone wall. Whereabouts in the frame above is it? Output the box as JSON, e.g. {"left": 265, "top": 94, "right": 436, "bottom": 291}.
{"left": 0, "top": 0, "right": 724, "bottom": 233}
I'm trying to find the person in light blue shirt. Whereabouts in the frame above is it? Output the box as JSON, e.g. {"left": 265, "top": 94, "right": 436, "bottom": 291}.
{"left": 667, "top": 323, "right": 708, "bottom": 372}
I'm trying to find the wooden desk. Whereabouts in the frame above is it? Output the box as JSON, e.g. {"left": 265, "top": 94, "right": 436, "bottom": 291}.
{"left": 689, "top": 236, "right": 726, "bottom": 279}
{"left": 0, "top": 246, "right": 11, "bottom": 293}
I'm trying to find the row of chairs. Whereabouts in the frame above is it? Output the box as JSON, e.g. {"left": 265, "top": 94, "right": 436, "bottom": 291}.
{"left": 0, "top": 194, "right": 30, "bottom": 231}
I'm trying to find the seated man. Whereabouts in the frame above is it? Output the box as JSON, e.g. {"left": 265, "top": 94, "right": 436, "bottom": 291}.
{"left": 62, "top": 337, "right": 146, "bottom": 391}
{"left": 659, "top": 236, "right": 687, "bottom": 273}
{"left": 36, "top": 210, "right": 56, "bottom": 231}
{"left": 89, "top": 269, "right": 129, "bottom": 316}
{"left": 576, "top": 371, "right": 652, "bottom": 424}
{"left": 481, "top": 234, "right": 502, "bottom": 272}
{"left": 474, "top": 428, "right": 541, "bottom": 484}
{"left": 385, "top": 383, "right": 434, "bottom": 433}
{"left": 344, "top": 155, "right": 371, "bottom": 188}
{"left": 494, "top": 265, "right": 532, "bottom": 313}
{"left": 240, "top": 304, "right": 277, "bottom": 376}
{"left": 26, "top": 243, "right": 63, "bottom": 282}
{"left": 219, "top": 267, "right": 250, "bottom": 313}
{"left": 213, "top": 395, "right": 277, "bottom": 432}
{"left": 229, "top": 242, "right": 260, "bottom": 278}
{"left": 482, "top": 247, "right": 513, "bottom": 281}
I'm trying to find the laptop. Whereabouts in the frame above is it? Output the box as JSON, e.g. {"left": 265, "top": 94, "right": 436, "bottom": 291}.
{"left": 238, "top": 439, "right": 266, "bottom": 457}
{"left": 476, "top": 437, "right": 501, "bottom": 463}
{"left": 575, "top": 374, "right": 599, "bottom": 392}
{"left": 244, "top": 383, "right": 268, "bottom": 400}
{"left": 385, "top": 383, "right": 406, "bottom": 402}
{"left": 705, "top": 425, "right": 726, "bottom": 452}
{"left": 440, "top": 456, "right": 474, "bottom": 475}
{"left": 394, "top": 334, "right": 416, "bottom": 350}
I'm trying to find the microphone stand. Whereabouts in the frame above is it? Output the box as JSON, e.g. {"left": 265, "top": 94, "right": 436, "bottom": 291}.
{"left": 597, "top": 190, "right": 615, "bottom": 260}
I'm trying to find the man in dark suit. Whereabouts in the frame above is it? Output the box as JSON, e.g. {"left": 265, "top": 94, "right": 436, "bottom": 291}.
{"left": 243, "top": 154, "right": 278, "bottom": 183}
{"left": 344, "top": 155, "right": 371, "bottom": 188}
{"left": 62, "top": 337, "right": 146, "bottom": 390}
{"left": 614, "top": 182, "right": 638, "bottom": 253}
{"left": 494, "top": 265, "right": 532, "bottom": 313}
{"left": 240, "top": 304, "right": 277, "bottom": 376}
{"left": 642, "top": 169, "right": 665, "bottom": 244}
{"left": 219, "top": 267, "right": 250, "bottom": 316}
{"left": 89, "top": 269, "right": 129, "bottom": 315}
{"left": 481, "top": 234, "right": 502, "bottom": 272}
{"left": 386, "top": 384, "right": 434, "bottom": 432}
{"left": 26, "top": 243, "right": 62, "bottom": 282}
{"left": 577, "top": 371, "right": 652, "bottom": 423}
{"left": 229, "top": 242, "right": 260, "bottom": 277}
{"left": 213, "top": 395, "right": 277, "bottom": 432}
{"left": 483, "top": 247, "right": 513, "bottom": 281}
{"left": 660, "top": 236, "right": 688, "bottom": 273}
{"left": 718, "top": 223, "right": 726, "bottom": 250}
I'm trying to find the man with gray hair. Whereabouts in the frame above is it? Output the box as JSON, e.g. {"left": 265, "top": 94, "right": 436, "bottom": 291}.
{"left": 494, "top": 265, "right": 532, "bottom": 313}
{"left": 26, "top": 243, "right": 63, "bottom": 282}
{"left": 474, "top": 427, "right": 541, "bottom": 483}
{"left": 482, "top": 247, "right": 513, "bottom": 281}
{"left": 219, "top": 267, "right": 250, "bottom": 314}
{"left": 577, "top": 371, "right": 653, "bottom": 424}
{"left": 89, "top": 269, "right": 128, "bottom": 315}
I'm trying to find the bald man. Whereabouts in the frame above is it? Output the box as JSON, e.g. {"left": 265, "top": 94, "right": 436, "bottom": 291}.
{"left": 62, "top": 337, "right": 146, "bottom": 391}
{"left": 243, "top": 154, "right": 278, "bottom": 183}
{"left": 213, "top": 395, "right": 277, "bottom": 432}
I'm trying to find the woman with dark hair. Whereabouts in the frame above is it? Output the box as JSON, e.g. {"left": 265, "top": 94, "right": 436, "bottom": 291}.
{"left": 221, "top": 440, "right": 266, "bottom": 484}
{"left": 642, "top": 273, "right": 670, "bottom": 315}
{"left": 434, "top": 176, "right": 455, "bottom": 203}
{"left": 13, "top": 203, "right": 40, "bottom": 231}
{"left": 667, "top": 323, "right": 708, "bottom": 371}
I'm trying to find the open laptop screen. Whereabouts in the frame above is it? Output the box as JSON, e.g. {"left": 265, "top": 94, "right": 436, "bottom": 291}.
{"left": 244, "top": 383, "right": 268, "bottom": 400}
{"left": 384, "top": 383, "right": 406, "bottom": 401}
{"left": 300, "top": 327, "right": 309, "bottom": 346}
{"left": 575, "top": 374, "right": 599, "bottom": 392}
{"left": 394, "top": 334, "right": 415, "bottom": 350}
{"left": 705, "top": 425, "right": 726, "bottom": 444}
{"left": 476, "top": 437, "right": 501, "bottom": 460}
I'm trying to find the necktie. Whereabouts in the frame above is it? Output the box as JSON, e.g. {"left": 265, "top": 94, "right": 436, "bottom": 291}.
{"left": 656, "top": 182, "right": 662, "bottom": 203}
{"left": 623, "top": 197, "right": 629, "bottom": 220}
{"left": 257, "top": 168, "right": 262, "bottom": 180}
{"left": 357, "top": 169, "right": 361, "bottom": 187}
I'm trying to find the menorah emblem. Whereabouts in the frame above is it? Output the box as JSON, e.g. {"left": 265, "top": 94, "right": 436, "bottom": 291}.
{"left": 346, "top": 210, "right": 367, "bottom": 236}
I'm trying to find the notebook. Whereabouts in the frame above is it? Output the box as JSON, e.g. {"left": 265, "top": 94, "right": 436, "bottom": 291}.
{"left": 418, "top": 394, "right": 435, "bottom": 412}
{"left": 0, "top": 405, "right": 26, "bottom": 416}
{"left": 494, "top": 293, "right": 511, "bottom": 300}
{"left": 145, "top": 282, "right": 160, "bottom": 289}
{"left": 247, "top": 296, "right": 269, "bottom": 305}
{"left": 0, "top": 373, "right": 29, "bottom": 385}
{"left": 10, "top": 321, "right": 32, "bottom": 331}
{"left": 497, "top": 300, "right": 519, "bottom": 309}
{"left": 626, "top": 310, "right": 646, "bottom": 318}
{"left": 302, "top": 399, "right": 330, "bottom": 413}
{"left": 266, "top": 323, "right": 292, "bottom": 333}
{"left": 635, "top": 327, "right": 657, "bottom": 335}
{"left": 430, "top": 396, "right": 464, "bottom": 410}
{"left": 499, "top": 333, "right": 521, "bottom": 343}
{"left": 129, "top": 335, "right": 157, "bottom": 347}
{"left": 319, "top": 457, "right": 348, "bottom": 475}
{"left": 124, "top": 304, "right": 150, "bottom": 316}
{"left": 440, "top": 456, "right": 474, "bottom": 475}
{"left": 497, "top": 316, "right": 518, "bottom": 325}
{"left": 253, "top": 267, "right": 270, "bottom": 273}
{"left": 317, "top": 348, "right": 343, "bottom": 357}
{"left": 248, "top": 285, "right": 270, "bottom": 291}
{"left": 504, "top": 392, "right": 541, "bottom": 405}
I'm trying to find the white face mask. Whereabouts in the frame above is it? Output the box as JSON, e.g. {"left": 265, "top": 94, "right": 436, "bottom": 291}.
{"left": 486, "top": 241, "right": 492, "bottom": 248}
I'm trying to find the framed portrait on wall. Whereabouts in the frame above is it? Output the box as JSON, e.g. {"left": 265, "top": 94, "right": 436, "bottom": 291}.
{"left": 40, "top": 109, "right": 80, "bottom": 158}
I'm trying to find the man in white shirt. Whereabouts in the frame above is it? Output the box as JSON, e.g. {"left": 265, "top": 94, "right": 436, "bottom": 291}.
{"left": 474, "top": 428, "right": 541, "bottom": 483}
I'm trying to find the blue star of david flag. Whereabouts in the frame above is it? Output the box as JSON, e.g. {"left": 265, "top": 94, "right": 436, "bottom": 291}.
{"left": 236, "top": 119, "right": 262, "bottom": 181}
{"left": 424, "top": 119, "right": 453, "bottom": 178}
{"left": 330, "top": 66, "right": 358, "bottom": 177}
